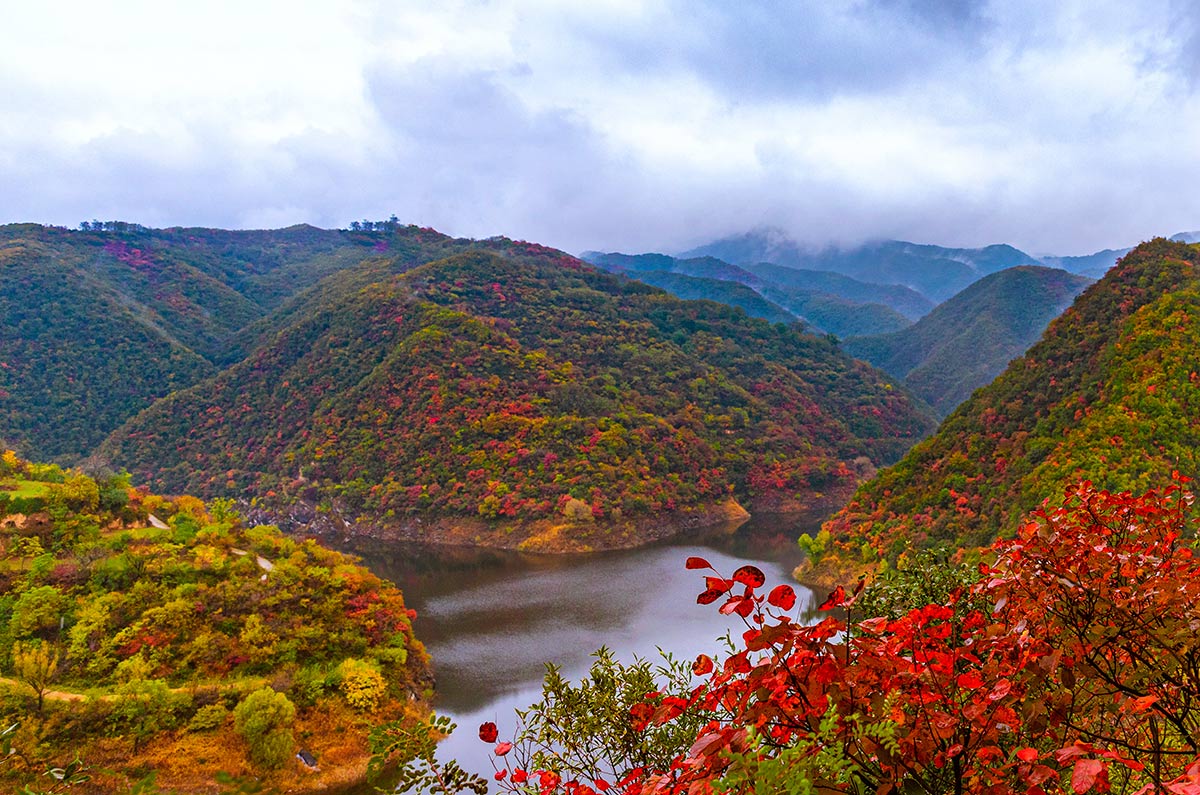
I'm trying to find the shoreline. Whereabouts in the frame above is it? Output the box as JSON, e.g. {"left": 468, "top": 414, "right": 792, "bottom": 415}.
{"left": 240, "top": 487, "right": 858, "bottom": 556}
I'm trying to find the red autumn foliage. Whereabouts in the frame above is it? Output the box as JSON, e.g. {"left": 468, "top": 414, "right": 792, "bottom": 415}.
{"left": 485, "top": 477, "right": 1200, "bottom": 793}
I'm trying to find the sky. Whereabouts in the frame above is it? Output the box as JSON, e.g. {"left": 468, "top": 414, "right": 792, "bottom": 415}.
{"left": 3, "top": 0, "right": 1200, "bottom": 256}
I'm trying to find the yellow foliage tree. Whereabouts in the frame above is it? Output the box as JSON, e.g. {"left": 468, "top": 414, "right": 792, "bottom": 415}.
{"left": 12, "top": 641, "right": 60, "bottom": 714}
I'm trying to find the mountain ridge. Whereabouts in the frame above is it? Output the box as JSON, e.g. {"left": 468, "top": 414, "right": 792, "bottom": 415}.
{"left": 818, "top": 238, "right": 1200, "bottom": 565}
{"left": 843, "top": 265, "right": 1093, "bottom": 416}
{"left": 99, "top": 240, "right": 936, "bottom": 550}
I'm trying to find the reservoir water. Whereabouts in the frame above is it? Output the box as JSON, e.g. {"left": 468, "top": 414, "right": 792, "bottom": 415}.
{"left": 341, "top": 512, "right": 824, "bottom": 785}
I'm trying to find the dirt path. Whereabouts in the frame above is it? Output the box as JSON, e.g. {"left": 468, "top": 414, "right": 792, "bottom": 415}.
{"left": 0, "top": 675, "right": 265, "bottom": 703}
{"left": 0, "top": 677, "right": 87, "bottom": 701}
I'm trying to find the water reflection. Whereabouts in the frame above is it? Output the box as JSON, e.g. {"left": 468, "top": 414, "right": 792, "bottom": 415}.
{"left": 336, "top": 510, "right": 827, "bottom": 786}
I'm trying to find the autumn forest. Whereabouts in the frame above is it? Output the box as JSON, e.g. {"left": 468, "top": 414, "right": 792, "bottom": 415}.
{"left": 3, "top": 219, "right": 1200, "bottom": 795}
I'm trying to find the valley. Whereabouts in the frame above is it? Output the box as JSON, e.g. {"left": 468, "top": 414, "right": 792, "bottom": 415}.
{"left": 3, "top": 221, "right": 1200, "bottom": 794}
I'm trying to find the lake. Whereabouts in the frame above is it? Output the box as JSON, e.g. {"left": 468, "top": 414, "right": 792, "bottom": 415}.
{"left": 339, "top": 512, "right": 825, "bottom": 786}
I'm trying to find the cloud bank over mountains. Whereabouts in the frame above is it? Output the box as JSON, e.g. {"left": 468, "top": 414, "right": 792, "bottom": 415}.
{"left": 3, "top": 0, "right": 1200, "bottom": 255}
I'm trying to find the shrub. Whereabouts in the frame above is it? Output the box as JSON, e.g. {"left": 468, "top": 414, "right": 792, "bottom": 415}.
{"left": 233, "top": 687, "right": 296, "bottom": 769}
{"left": 335, "top": 658, "right": 387, "bottom": 712}
{"left": 188, "top": 704, "right": 229, "bottom": 732}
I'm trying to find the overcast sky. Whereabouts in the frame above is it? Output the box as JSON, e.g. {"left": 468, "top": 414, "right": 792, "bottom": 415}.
{"left": 3, "top": 1, "right": 1199, "bottom": 256}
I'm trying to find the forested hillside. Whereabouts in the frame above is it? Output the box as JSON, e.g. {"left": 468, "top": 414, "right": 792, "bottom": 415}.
{"left": 0, "top": 451, "right": 430, "bottom": 793}
{"left": 101, "top": 241, "right": 936, "bottom": 549}
{"left": 740, "top": 261, "right": 934, "bottom": 319}
{"left": 843, "top": 266, "right": 1092, "bottom": 415}
{"left": 820, "top": 239, "right": 1200, "bottom": 562}
{"left": 584, "top": 250, "right": 917, "bottom": 336}
{"left": 758, "top": 284, "right": 911, "bottom": 338}
{"left": 0, "top": 222, "right": 443, "bottom": 461}
{"left": 613, "top": 270, "right": 796, "bottom": 325}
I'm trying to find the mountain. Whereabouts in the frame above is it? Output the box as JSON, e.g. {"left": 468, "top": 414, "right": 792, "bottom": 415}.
{"left": 1038, "top": 247, "right": 1132, "bottom": 279}
{"left": 740, "top": 262, "right": 934, "bottom": 320}
{"left": 842, "top": 266, "right": 1093, "bottom": 416}
{"left": 680, "top": 228, "right": 1042, "bottom": 302}
{"left": 0, "top": 222, "right": 463, "bottom": 462}
{"left": 583, "top": 251, "right": 762, "bottom": 284}
{"left": 0, "top": 235, "right": 216, "bottom": 460}
{"left": 0, "top": 451, "right": 429, "bottom": 792}
{"left": 584, "top": 250, "right": 915, "bottom": 336}
{"left": 613, "top": 270, "right": 796, "bottom": 325}
{"left": 757, "top": 285, "right": 912, "bottom": 338}
{"left": 819, "top": 238, "right": 1200, "bottom": 563}
{"left": 100, "top": 237, "right": 936, "bottom": 551}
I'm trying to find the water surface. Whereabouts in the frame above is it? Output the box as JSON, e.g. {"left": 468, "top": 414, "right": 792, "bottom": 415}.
{"left": 341, "top": 512, "right": 825, "bottom": 785}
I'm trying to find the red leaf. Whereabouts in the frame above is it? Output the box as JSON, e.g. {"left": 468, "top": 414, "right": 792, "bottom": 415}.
{"left": 692, "top": 654, "right": 714, "bottom": 675}
{"left": 719, "top": 596, "right": 754, "bottom": 617}
{"left": 956, "top": 672, "right": 985, "bottom": 689}
{"left": 1071, "top": 759, "right": 1104, "bottom": 793}
{"left": 1127, "top": 695, "right": 1158, "bottom": 713}
{"left": 987, "top": 678, "right": 1013, "bottom": 701}
{"left": 479, "top": 722, "right": 498, "bottom": 743}
{"left": 705, "top": 576, "right": 734, "bottom": 593}
{"left": 767, "top": 584, "right": 796, "bottom": 610}
{"left": 732, "top": 565, "right": 765, "bottom": 588}
{"left": 818, "top": 585, "right": 846, "bottom": 611}
{"left": 1055, "top": 743, "right": 1093, "bottom": 763}
{"left": 697, "top": 587, "right": 724, "bottom": 605}
{"left": 685, "top": 556, "right": 711, "bottom": 570}
{"left": 494, "top": 741, "right": 513, "bottom": 756}
{"left": 1017, "top": 748, "right": 1039, "bottom": 762}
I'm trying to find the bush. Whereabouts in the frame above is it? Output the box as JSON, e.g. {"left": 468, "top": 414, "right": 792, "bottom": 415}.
{"left": 188, "top": 704, "right": 229, "bottom": 732}
{"left": 233, "top": 687, "right": 296, "bottom": 769}
{"left": 335, "top": 658, "right": 387, "bottom": 712}
{"left": 289, "top": 664, "right": 330, "bottom": 708}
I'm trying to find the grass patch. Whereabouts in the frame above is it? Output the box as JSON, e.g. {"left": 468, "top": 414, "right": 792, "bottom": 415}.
{"left": 0, "top": 478, "right": 51, "bottom": 499}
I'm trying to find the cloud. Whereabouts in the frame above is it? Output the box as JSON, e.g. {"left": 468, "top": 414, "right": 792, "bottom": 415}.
{"left": 2, "top": 1, "right": 1200, "bottom": 256}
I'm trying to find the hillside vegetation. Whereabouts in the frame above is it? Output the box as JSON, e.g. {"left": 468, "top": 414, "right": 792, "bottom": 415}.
{"left": 584, "top": 250, "right": 917, "bottom": 336}
{"left": 741, "top": 261, "right": 934, "bottom": 319}
{"left": 759, "top": 284, "right": 912, "bottom": 338}
{"left": 101, "top": 241, "right": 936, "bottom": 550}
{"left": 619, "top": 270, "right": 796, "bottom": 326}
{"left": 0, "top": 451, "right": 430, "bottom": 793}
{"left": 843, "top": 266, "right": 1092, "bottom": 416}
{"left": 820, "top": 238, "right": 1200, "bottom": 562}
{"left": 0, "top": 222, "right": 449, "bottom": 461}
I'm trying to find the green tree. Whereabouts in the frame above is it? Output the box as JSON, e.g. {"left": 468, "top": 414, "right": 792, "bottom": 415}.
{"left": 51, "top": 471, "right": 99, "bottom": 512}
{"left": 10, "top": 585, "right": 66, "bottom": 639}
{"left": 233, "top": 687, "right": 296, "bottom": 769}
{"left": 512, "top": 648, "right": 704, "bottom": 785}
{"left": 112, "top": 678, "right": 177, "bottom": 752}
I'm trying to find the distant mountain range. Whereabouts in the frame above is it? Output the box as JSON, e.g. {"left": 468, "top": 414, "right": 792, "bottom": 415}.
{"left": 581, "top": 251, "right": 919, "bottom": 337}
{"left": 589, "top": 227, "right": 1190, "bottom": 418}
{"left": 676, "top": 226, "right": 1193, "bottom": 301}
{"left": 679, "top": 230, "right": 1041, "bottom": 302}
